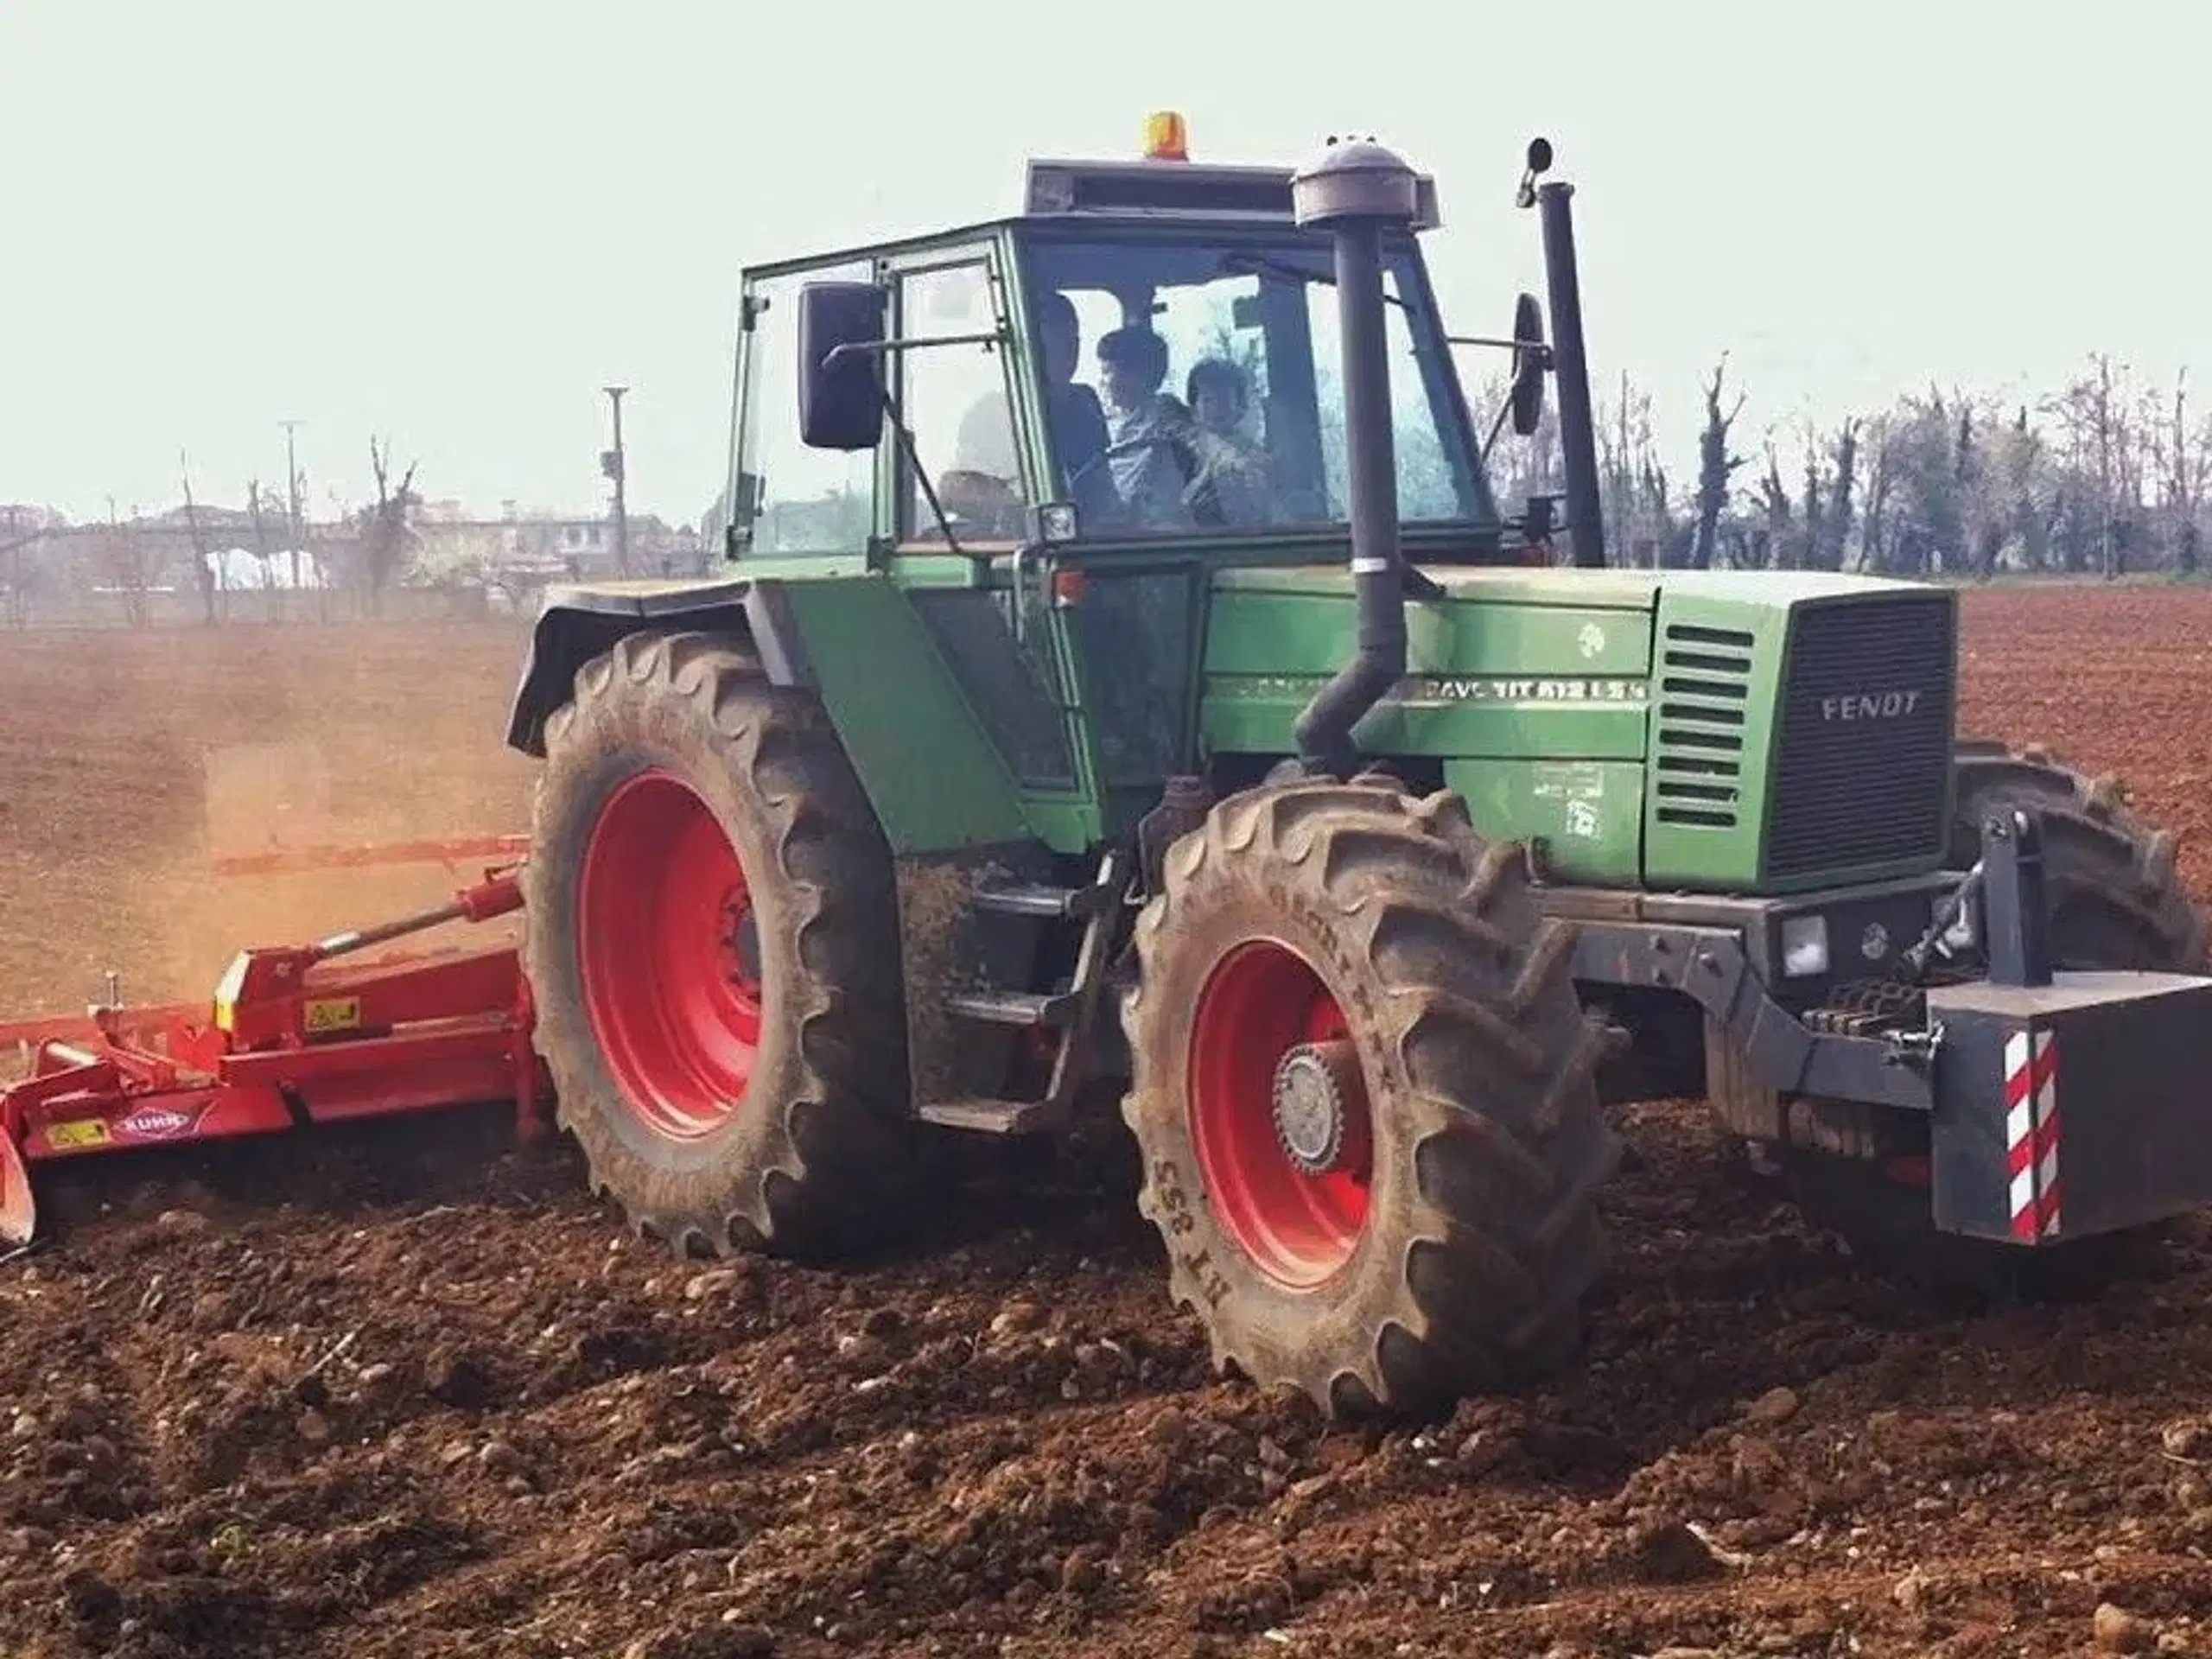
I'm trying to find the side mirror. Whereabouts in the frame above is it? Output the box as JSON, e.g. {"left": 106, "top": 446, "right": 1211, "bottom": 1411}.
{"left": 798, "top": 282, "right": 886, "bottom": 451}
{"left": 1510, "top": 292, "right": 1548, "bottom": 436}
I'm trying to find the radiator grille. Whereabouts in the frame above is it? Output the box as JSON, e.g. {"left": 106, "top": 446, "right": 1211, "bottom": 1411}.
{"left": 1765, "top": 595, "right": 1955, "bottom": 880}
{"left": 1653, "top": 622, "right": 1754, "bottom": 832}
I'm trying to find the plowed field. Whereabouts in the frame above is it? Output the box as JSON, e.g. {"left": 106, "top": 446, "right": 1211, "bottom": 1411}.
{"left": 2, "top": 585, "right": 2210, "bottom": 1659}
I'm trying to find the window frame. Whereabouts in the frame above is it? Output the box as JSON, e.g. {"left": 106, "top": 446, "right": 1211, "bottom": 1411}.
{"left": 1007, "top": 221, "right": 1502, "bottom": 545}
{"left": 880, "top": 239, "right": 1027, "bottom": 551}
{"left": 725, "top": 254, "right": 881, "bottom": 560}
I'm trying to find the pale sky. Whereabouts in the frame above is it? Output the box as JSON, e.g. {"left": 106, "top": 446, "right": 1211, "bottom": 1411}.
{"left": 3, "top": 0, "right": 2198, "bottom": 526}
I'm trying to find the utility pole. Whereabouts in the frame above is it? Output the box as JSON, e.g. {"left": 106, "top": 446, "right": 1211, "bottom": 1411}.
{"left": 601, "top": 385, "right": 631, "bottom": 575}
{"left": 280, "top": 418, "right": 305, "bottom": 594}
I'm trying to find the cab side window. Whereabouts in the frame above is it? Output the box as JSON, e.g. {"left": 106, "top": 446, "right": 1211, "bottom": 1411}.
{"left": 734, "top": 261, "right": 875, "bottom": 555}
{"left": 897, "top": 260, "right": 1024, "bottom": 543}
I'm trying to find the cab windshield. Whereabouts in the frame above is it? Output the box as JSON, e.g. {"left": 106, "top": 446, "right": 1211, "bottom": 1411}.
{"left": 1015, "top": 230, "right": 1497, "bottom": 541}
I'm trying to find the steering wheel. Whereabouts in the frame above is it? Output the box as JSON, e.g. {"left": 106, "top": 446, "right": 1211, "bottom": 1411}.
{"left": 935, "top": 470, "right": 1026, "bottom": 538}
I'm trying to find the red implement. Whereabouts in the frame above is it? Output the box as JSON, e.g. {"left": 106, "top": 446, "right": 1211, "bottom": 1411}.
{"left": 0, "top": 866, "right": 550, "bottom": 1247}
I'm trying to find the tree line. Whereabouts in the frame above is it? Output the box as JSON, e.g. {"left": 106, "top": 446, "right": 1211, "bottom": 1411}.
{"left": 1, "top": 436, "right": 432, "bottom": 627}
{"left": 1474, "top": 353, "right": 2209, "bottom": 577}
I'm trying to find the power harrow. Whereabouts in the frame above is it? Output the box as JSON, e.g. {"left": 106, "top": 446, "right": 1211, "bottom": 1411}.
{"left": 0, "top": 840, "right": 550, "bottom": 1248}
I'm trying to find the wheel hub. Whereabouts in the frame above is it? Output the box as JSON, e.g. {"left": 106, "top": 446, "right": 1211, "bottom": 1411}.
{"left": 1272, "top": 1039, "right": 1362, "bottom": 1176}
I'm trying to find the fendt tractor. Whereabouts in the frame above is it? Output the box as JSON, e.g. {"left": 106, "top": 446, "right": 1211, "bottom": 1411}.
{"left": 14, "top": 120, "right": 2212, "bottom": 1422}
{"left": 493, "top": 119, "right": 2212, "bottom": 1416}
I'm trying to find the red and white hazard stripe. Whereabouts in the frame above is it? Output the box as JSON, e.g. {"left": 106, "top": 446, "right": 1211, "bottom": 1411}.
{"left": 2005, "top": 1027, "right": 2061, "bottom": 1240}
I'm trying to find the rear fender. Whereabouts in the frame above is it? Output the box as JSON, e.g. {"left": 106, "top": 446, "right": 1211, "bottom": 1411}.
{"left": 503, "top": 578, "right": 812, "bottom": 758}
{"left": 505, "top": 574, "right": 1032, "bottom": 857}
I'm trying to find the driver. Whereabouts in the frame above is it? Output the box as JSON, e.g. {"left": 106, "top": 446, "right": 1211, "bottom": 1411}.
{"left": 950, "top": 290, "right": 1116, "bottom": 526}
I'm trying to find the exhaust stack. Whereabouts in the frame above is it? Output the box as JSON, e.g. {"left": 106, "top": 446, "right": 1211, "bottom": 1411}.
{"left": 1288, "top": 137, "right": 1422, "bottom": 780}
{"left": 1530, "top": 157, "right": 1605, "bottom": 569}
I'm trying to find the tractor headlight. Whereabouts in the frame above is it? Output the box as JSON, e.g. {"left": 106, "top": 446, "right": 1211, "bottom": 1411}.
{"left": 1780, "top": 914, "right": 1830, "bottom": 978}
{"left": 1033, "top": 502, "right": 1079, "bottom": 543}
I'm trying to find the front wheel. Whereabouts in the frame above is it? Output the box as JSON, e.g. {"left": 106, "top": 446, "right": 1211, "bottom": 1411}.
{"left": 520, "top": 629, "right": 912, "bottom": 1261}
{"left": 1119, "top": 779, "right": 1618, "bottom": 1420}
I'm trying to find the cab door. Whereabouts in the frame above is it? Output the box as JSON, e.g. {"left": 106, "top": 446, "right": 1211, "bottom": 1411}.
{"left": 881, "top": 241, "right": 1106, "bottom": 854}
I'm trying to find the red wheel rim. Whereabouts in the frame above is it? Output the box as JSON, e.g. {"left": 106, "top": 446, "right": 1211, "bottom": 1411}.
{"left": 1188, "top": 938, "right": 1374, "bottom": 1288}
{"left": 577, "top": 769, "right": 761, "bottom": 1141}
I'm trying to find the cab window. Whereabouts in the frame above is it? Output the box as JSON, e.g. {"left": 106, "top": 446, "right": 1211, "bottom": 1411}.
{"left": 1020, "top": 233, "right": 1492, "bottom": 539}
{"left": 896, "top": 259, "right": 1025, "bottom": 543}
{"left": 731, "top": 260, "right": 875, "bottom": 555}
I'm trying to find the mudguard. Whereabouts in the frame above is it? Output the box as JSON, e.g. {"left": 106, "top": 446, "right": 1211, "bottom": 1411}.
{"left": 501, "top": 573, "right": 1032, "bottom": 858}
{"left": 503, "top": 578, "right": 812, "bottom": 758}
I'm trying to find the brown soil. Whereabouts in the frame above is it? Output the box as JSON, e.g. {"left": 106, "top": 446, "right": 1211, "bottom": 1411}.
{"left": 1, "top": 589, "right": 2210, "bottom": 1659}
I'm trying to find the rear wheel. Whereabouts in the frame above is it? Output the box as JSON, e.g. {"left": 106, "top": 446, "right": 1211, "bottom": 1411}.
{"left": 1783, "top": 741, "right": 2209, "bottom": 1292}
{"left": 1120, "top": 779, "right": 1618, "bottom": 1419}
{"left": 521, "top": 629, "right": 911, "bottom": 1259}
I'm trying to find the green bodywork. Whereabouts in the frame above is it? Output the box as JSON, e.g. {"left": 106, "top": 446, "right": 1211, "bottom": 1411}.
{"left": 744, "top": 551, "right": 1957, "bottom": 895}
{"left": 688, "top": 157, "right": 1960, "bottom": 901}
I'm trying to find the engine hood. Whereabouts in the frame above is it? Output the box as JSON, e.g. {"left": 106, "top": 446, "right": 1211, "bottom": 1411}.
{"left": 1208, "top": 562, "right": 1938, "bottom": 611}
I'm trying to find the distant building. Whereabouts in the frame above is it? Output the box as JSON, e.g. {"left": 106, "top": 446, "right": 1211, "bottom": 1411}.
{"left": 503, "top": 511, "right": 706, "bottom": 579}
{"left": 404, "top": 504, "right": 707, "bottom": 611}
{"left": 0, "top": 504, "right": 66, "bottom": 542}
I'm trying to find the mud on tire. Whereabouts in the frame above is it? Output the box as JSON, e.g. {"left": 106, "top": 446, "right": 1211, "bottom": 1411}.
{"left": 521, "top": 629, "right": 912, "bottom": 1261}
{"left": 1119, "top": 779, "right": 1619, "bottom": 1420}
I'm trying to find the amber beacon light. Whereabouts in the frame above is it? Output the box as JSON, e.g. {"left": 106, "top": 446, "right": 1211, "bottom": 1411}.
{"left": 1143, "top": 111, "right": 1189, "bottom": 162}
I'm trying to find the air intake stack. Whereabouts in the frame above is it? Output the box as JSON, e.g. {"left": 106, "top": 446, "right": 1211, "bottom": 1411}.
{"left": 1287, "top": 137, "right": 1423, "bottom": 780}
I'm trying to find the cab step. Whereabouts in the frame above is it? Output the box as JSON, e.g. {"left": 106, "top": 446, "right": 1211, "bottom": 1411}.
{"left": 945, "top": 988, "right": 1080, "bottom": 1027}
{"left": 916, "top": 1096, "right": 1064, "bottom": 1135}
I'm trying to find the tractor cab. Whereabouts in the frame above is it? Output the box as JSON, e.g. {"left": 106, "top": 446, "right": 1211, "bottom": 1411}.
{"left": 724, "top": 116, "right": 1533, "bottom": 568}
{"left": 690, "top": 118, "right": 1580, "bottom": 847}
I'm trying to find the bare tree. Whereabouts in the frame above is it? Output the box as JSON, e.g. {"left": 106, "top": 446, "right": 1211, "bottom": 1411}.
{"left": 1597, "top": 371, "right": 1676, "bottom": 566}
{"left": 0, "top": 507, "right": 29, "bottom": 626}
{"left": 2050, "top": 354, "right": 2138, "bottom": 577}
{"left": 1813, "top": 419, "right": 1859, "bottom": 571}
{"left": 2145, "top": 370, "right": 2209, "bottom": 575}
{"left": 356, "top": 437, "right": 420, "bottom": 617}
{"left": 97, "top": 505, "right": 152, "bottom": 628}
{"left": 245, "top": 479, "right": 287, "bottom": 616}
{"left": 179, "top": 452, "right": 220, "bottom": 626}
{"left": 1688, "top": 358, "right": 1748, "bottom": 571}
{"left": 1734, "top": 438, "right": 1791, "bottom": 569}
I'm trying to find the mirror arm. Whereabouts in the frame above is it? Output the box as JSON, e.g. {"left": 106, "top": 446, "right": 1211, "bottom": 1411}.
{"left": 823, "top": 330, "right": 1006, "bottom": 369}
{"left": 1479, "top": 395, "right": 1516, "bottom": 465}
{"left": 1447, "top": 336, "right": 1554, "bottom": 363}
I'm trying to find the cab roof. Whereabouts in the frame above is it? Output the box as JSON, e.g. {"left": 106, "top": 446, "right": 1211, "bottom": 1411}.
{"left": 742, "top": 145, "right": 1440, "bottom": 283}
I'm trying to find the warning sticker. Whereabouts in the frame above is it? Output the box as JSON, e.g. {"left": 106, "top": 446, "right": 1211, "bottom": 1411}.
{"left": 304, "top": 997, "right": 363, "bottom": 1034}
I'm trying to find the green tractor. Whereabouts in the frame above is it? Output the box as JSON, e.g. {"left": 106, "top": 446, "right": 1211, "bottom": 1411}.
{"left": 504, "top": 123, "right": 2212, "bottom": 1420}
